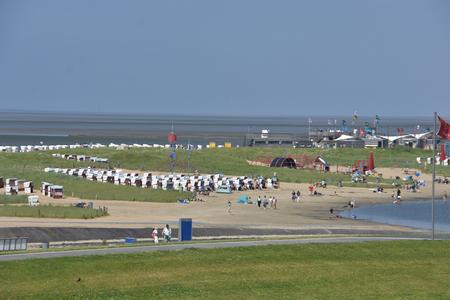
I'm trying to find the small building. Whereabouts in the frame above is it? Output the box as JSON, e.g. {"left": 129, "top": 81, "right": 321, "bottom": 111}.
{"left": 363, "top": 137, "right": 389, "bottom": 149}
{"left": 319, "top": 135, "right": 365, "bottom": 148}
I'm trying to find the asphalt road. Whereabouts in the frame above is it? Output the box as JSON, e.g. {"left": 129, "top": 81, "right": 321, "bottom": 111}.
{"left": 0, "top": 236, "right": 424, "bottom": 261}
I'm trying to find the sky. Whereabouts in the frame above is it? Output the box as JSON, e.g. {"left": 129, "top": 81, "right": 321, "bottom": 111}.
{"left": 0, "top": 0, "right": 449, "bottom": 117}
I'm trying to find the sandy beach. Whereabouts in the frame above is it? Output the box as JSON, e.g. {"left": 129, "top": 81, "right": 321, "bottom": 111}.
{"left": 1, "top": 167, "right": 448, "bottom": 234}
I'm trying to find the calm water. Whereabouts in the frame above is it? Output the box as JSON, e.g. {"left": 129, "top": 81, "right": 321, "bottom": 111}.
{"left": 0, "top": 111, "right": 435, "bottom": 146}
{"left": 339, "top": 200, "right": 450, "bottom": 232}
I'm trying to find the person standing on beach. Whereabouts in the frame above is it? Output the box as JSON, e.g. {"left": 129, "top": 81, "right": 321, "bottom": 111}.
{"left": 263, "top": 197, "right": 268, "bottom": 209}
{"left": 227, "top": 200, "right": 232, "bottom": 214}
{"left": 308, "top": 185, "right": 314, "bottom": 195}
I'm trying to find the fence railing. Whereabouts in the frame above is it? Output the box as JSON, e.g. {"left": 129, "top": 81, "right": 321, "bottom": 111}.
{"left": 0, "top": 237, "right": 28, "bottom": 251}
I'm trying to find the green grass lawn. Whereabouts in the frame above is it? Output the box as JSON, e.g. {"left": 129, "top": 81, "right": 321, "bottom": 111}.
{"left": 0, "top": 204, "right": 108, "bottom": 219}
{"left": 0, "top": 241, "right": 449, "bottom": 299}
{"left": 0, "top": 195, "right": 28, "bottom": 204}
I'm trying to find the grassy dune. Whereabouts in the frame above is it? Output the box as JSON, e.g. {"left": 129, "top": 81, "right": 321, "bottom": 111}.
{"left": 0, "top": 147, "right": 446, "bottom": 202}
{"left": 0, "top": 241, "right": 449, "bottom": 299}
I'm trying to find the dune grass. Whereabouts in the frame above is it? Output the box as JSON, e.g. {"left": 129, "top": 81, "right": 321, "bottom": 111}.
{"left": 0, "top": 147, "right": 445, "bottom": 203}
{"left": 0, "top": 204, "right": 108, "bottom": 219}
{"left": 0, "top": 240, "right": 449, "bottom": 299}
{"left": 0, "top": 195, "right": 28, "bottom": 204}
{"left": 49, "top": 146, "right": 443, "bottom": 183}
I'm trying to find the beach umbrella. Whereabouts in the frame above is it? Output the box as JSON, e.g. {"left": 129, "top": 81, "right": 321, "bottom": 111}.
{"left": 440, "top": 144, "right": 446, "bottom": 162}
{"left": 368, "top": 152, "right": 375, "bottom": 171}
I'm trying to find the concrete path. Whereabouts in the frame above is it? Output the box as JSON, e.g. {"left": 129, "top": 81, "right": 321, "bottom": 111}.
{"left": 0, "top": 236, "right": 424, "bottom": 261}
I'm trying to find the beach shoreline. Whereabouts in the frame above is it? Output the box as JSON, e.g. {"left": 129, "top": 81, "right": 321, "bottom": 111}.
{"left": 0, "top": 167, "right": 448, "bottom": 237}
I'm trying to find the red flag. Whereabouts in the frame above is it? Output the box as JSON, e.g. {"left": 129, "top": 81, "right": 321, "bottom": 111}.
{"left": 368, "top": 152, "right": 375, "bottom": 171}
{"left": 438, "top": 116, "right": 450, "bottom": 140}
{"left": 440, "top": 144, "right": 446, "bottom": 162}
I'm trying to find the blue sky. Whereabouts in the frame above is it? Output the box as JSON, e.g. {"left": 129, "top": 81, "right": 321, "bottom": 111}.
{"left": 0, "top": 0, "right": 449, "bottom": 116}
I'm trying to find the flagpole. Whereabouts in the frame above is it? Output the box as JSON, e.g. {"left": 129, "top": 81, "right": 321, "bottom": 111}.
{"left": 432, "top": 112, "right": 436, "bottom": 240}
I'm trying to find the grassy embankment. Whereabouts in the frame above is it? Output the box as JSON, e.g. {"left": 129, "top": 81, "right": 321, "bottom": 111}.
{"left": 0, "top": 195, "right": 28, "bottom": 204}
{"left": 0, "top": 241, "right": 449, "bottom": 299}
{"left": 0, "top": 152, "right": 190, "bottom": 202}
{"left": 51, "top": 146, "right": 449, "bottom": 182}
{"left": 0, "top": 204, "right": 108, "bottom": 219}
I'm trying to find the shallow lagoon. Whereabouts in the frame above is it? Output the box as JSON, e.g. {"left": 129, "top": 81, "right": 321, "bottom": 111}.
{"left": 339, "top": 200, "right": 450, "bottom": 232}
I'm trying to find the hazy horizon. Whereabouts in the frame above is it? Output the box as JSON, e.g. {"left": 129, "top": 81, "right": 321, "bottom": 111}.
{"left": 0, "top": 108, "right": 444, "bottom": 120}
{"left": 1, "top": 1, "right": 449, "bottom": 116}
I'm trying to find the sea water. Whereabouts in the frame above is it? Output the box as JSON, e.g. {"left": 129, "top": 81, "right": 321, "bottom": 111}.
{"left": 0, "top": 111, "right": 435, "bottom": 146}
{"left": 339, "top": 200, "right": 450, "bottom": 232}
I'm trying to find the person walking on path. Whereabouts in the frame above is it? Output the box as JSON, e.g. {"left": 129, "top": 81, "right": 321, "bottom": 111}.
{"left": 151, "top": 228, "right": 159, "bottom": 244}
{"left": 162, "top": 224, "right": 171, "bottom": 242}
{"left": 257, "top": 196, "right": 262, "bottom": 208}
{"left": 227, "top": 200, "right": 232, "bottom": 214}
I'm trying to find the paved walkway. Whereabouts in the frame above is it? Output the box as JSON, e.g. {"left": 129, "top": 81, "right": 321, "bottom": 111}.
{"left": 0, "top": 236, "right": 424, "bottom": 261}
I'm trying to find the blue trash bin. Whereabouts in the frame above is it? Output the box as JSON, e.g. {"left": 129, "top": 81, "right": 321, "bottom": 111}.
{"left": 179, "top": 218, "right": 192, "bottom": 241}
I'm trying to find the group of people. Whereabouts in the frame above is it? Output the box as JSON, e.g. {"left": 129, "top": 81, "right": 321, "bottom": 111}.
{"left": 256, "top": 195, "right": 278, "bottom": 209}
{"left": 308, "top": 184, "right": 324, "bottom": 196}
{"left": 291, "top": 190, "right": 301, "bottom": 202}
{"left": 437, "top": 177, "right": 449, "bottom": 184}
{"left": 151, "top": 224, "right": 172, "bottom": 243}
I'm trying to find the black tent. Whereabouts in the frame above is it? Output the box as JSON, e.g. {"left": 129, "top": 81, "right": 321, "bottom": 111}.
{"left": 270, "top": 157, "right": 296, "bottom": 168}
